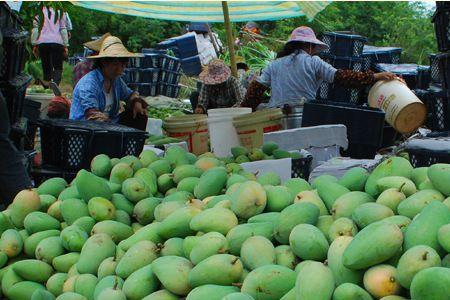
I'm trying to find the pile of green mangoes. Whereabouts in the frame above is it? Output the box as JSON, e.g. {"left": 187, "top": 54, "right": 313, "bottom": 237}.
{"left": 2, "top": 146, "right": 450, "bottom": 300}
{"left": 147, "top": 107, "right": 185, "bottom": 120}
{"left": 146, "top": 135, "right": 183, "bottom": 147}
{"left": 227, "top": 142, "right": 303, "bottom": 164}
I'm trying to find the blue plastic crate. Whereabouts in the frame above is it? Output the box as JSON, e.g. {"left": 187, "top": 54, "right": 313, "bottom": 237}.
{"left": 129, "top": 54, "right": 160, "bottom": 69}
{"left": 128, "top": 83, "right": 159, "bottom": 97}
{"left": 320, "top": 54, "right": 367, "bottom": 71}
{"left": 125, "top": 68, "right": 160, "bottom": 84}
{"left": 362, "top": 45, "right": 402, "bottom": 67}
{"left": 158, "top": 34, "right": 198, "bottom": 59}
{"left": 321, "top": 32, "right": 367, "bottom": 57}
{"left": 160, "top": 69, "right": 182, "bottom": 85}
{"left": 374, "top": 63, "right": 422, "bottom": 90}
{"left": 159, "top": 83, "right": 180, "bottom": 98}
{"left": 181, "top": 55, "right": 202, "bottom": 76}
{"left": 142, "top": 48, "right": 167, "bottom": 55}
{"left": 159, "top": 54, "right": 181, "bottom": 72}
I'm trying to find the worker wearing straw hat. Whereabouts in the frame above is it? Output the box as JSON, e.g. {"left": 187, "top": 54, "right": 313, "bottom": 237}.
{"left": 73, "top": 33, "right": 111, "bottom": 87}
{"left": 70, "top": 36, "right": 148, "bottom": 130}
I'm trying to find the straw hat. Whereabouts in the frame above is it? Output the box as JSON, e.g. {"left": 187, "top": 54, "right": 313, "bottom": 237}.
{"left": 288, "top": 26, "right": 329, "bottom": 54}
{"left": 83, "top": 33, "right": 111, "bottom": 52}
{"left": 88, "top": 36, "right": 143, "bottom": 59}
{"left": 199, "top": 59, "right": 231, "bottom": 85}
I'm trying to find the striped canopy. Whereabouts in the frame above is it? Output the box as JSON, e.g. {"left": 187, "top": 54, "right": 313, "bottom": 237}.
{"left": 71, "top": 1, "right": 330, "bottom": 22}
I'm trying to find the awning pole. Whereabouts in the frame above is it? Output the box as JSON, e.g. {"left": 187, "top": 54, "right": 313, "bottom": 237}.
{"left": 222, "top": 1, "right": 237, "bottom": 77}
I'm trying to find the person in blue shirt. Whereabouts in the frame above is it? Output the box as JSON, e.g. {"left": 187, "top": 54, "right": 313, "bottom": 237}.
{"left": 70, "top": 36, "right": 148, "bottom": 130}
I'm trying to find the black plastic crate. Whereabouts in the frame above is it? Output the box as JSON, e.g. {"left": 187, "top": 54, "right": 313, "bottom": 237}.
{"left": 432, "top": 9, "right": 450, "bottom": 52}
{"left": 0, "top": 2, "right": 22, "bottom": 29}
{"left": 429, "top": 53, "right": 450, "bottom": 88}
{"left": 321, "top": 32, "right": 367, "bottom": 57}
{"left": 125, "top": 68, "right": 160, "bottom": 84}
{"left": 320, "top": 54, "right": 367, "bottom": 71}
{"left": 291, "top": 154, "right": 313, "bottom": 180}
{"left": 31, "top": 165, "right": 77, "bottom": 187}
{"left": 0, "top": 73, "right": 32, "bottom": 124}
{"left": 160, "top": 54, "right": 181, "bottom": 72}
{"left": 405, "top": 132, "right": 450, "bottom": 167}
{"left": 159, "top": 83, "right": 180, "bottom": 98}
{"left": 38, "top": 119, "right": 148, "bottom": 170}
{"left": 415, "top": 87, "right": 450, "bottom": 131}
{"left": 23, "top": 98, "right": 42, "bottom": 122}
{"left": 317, "top": 82, "right": 361, "bottom": 104}
{"left": 302, "top": 101, "right": 386, "bottom": 159}
{"left": 0, "top": 29, "right": 28, "bottom": 81}
{"left": 362, "top": 45, "right": 402, "bottom": 67}
{"left": 437, "top": 2, "right": 450, "bottom": 10}
{"left": 128, "top": 83, "right": 158, "bottom": 97}
{"left": 416, "top": 66, "right": 431, "bottom": 90}
{"left": 129, "top": 54, "right": 160, "bottom": 69}
{"left": 374, "top": 63, "right": 421, "bottom": 90}
{"left": 160, "top": 69, "right": 182, "bottom": 85}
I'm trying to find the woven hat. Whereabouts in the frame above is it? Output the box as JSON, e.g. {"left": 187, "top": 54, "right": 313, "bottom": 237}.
{"left": 199, "top": 59, "right": 231, "bottom": 85}
{"left": 83, "top": 33, "right": 111, "bottom": 52}
{"left": 288, "top": 26, "right": 329, "bottom": 54}
{"left": 88, "top": 36, "right": 143, "bottom": 59}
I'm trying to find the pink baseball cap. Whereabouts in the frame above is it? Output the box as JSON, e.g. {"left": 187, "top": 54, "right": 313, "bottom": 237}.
{"left": 288, "top": 26, "right": 329, "bottom": 54}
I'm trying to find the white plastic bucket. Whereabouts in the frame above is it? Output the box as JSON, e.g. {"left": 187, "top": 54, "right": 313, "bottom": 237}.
{"left": 207, "top": 108, "right": 252, "bottom": 157}
{"left": 368, "top": 80, "right": 426, "bottom": 133}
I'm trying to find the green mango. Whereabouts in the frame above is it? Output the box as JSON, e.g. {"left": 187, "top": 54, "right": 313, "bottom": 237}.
{"left": 365, "top": 157, "right": 413, "bottom": 197}
{"left": 116, "top": 240, "right": 158, "bottom": 278}
{"left": 332, "top": 283, "right": 372, "bottom": 300}
{"left": 109, "top": 162, "right": 134, "bottom": 184}
{"left": 60, "top": 225, "right": 88, "bottom": 252}
{"left": 284, "top": 178, "right": 311, "bottom": 197}
{"left": 242, "top": 265, "right": 296, "bottom": 300}
{"left": 164, "top": 145, "right": 189, "bottom": 168}
{"left": 397, "top": 189, "right": 445, "bottom": 219}
{"left": 52, "top": 253, "right": 80, "bottom": 273}
{"left": 177, "top": 177, "right": 200, "bottom": 194}
{"left": 343, "top": 222, "right": 403, "bottom": 270}
{"left": 273, "top": 149, "right": 291, "bottom": 159}
{"left": 439, "top": 224, "right": 450, "bottom": 252}
{"left": 289, "top": 224, "right": 329, "bottom": 261}
{"left": 74, "top": 274, "right": 98, "bottom": 300}
{"left": 397, "top": 245, "right": 441, "bottom": 289}
{"left": 404, "top": 201, "right": 450, "bottom": 255}
{"left": 76, "top": 234, "right": 116, "bottom": 275}
{"left": 24, "top": 230, "right": 60, "bottom": 257}
{"left": 8, "top": 281, "right": 46, "bottom": 300}
{"left": 0, "top": 212, "right": 13, "bottom": 235}
{"left": 327, "top": 236, "right": 363, "bottom": 286}
{"left": 58, "top": 186, "right": 80, "bottom": 202}
{"left": 261, "top": 142, "right": 278, "bottom": 155}
{"left": 13, "top": 259, "right": 54, "bottom": 283}
{"left": 35, "top": 236, "right": 64, "bottom": 264}
{"left": 410, "top": 267, "right": 450, "bottom": 299}
{"left": 363, "top": 264, "right": 402, "bottom": 298}
{"left": 97, "top": 257, "right": 117, "bottom": 280}
{"left": 222, "top": 293, "right": 255, "bottom": 300}
{"left": 240, "top": 236, "right": 275, "bottom": 270}
{"left": 2, "top": 268, "right": 22, "bottom": 297}
{"left": 230, "top": 181, "right": 267, "bottom": 219}
{"left": 90, "top": 154, "right": 112, "bottom": 178}
{"left": 316, "top": 181, "right": 350, "bottom": 210}
{"left": 76, "top": 170, "right": 112, "bottom": 201}
{"left": 88, "top": 197, "right": 116, "bottom": 222}
{"left": 157, "top": 174, "right": 175, "bottom": 194}
{"left": 0, "top": 229, "right": 23, "bottom": 258}
{"left": 256, "top": 172, "right": 281, "bottom": 186}
{"left": 158, "top": 206, "right": 201, "bottom": 239}
{"left": 120, "top": 156, "right": 143, "bottom": 172}
{"left": 428, "top": 164, "right": 450, "bottom": 196}
{"left": 160, "top": 237, "right": 184, "bottom": 257}
{"left": 295, "top": 261, "right": 334, "bottom": 300}
{"left": 186, "top": 285, "right": 239, "bottom": 300}
{"left": 122, "top": 177, "right": 151, "bottom": 203}
{"left": 119, "top": 222, "right": 163, "bottom": 251}
{"left": 231, "top": 146, "right": 249, "bottom": 158}
{"left": 60, "top": 199, "right": 90, "bottom": 225}
{"left": 47, "top": 201, "right": 63, "bottom": 222}
{"left": 226, "top": 222, "right": 274, "bottom": 255}
{"left": 162, "top": 191, "right": 192, "bottom": 203}
{"left": 311, "top": 175, "right": 338, "bottom": 189}
{"left": 280, "top": 288, "right": 295, "bottom": 300}
{"left": 411, "top": 167, "right": 429, "bottom": 187}
{"left": 352, "top": 202, "right": 394, "bottom": 228}
{"left": 194, "top": 167, "right": 228, "bottom": 200}
{"left": 148, "top": 160, "right": 172, "bottom": 177}
{"left": 122, "top": 264, "right": 159, "bottom": 300}
{"left": 114, "top": 210, "right": 131, "bottom": 225}
{"left": 172, "top": 165, "right": 203, "bottom": 184}
{"left": 152, "top": 256, "right": 193, "bottom": 296}
{"left": 72, "top": 217, "right": 95, "bottom": 234}
{"left": 338, "top": 167, "right": 370, "bottom": 192}
{"left": 56, "top": 292, "right": 88, "bottom": 300}
{"left": 381, "top": 215, "right": 412, "bottom": 232}
{"left": 93, "top": 276, "right": 124, "bottom": 300}
{"left": 443, "top": 254, "right": 450, "bottom": 268}
{"left": 376, "top": 176, "right": 417, "bottom": 197}
{"left": 10, "top": 189, "right": 41, "bottom": 228}
{"left": 189, "top": 254, "right": 243, "bottom": 287}
{"left": 38, "top": 178, "right": 68, "bottom": 198}
{"left": 264, "top": 185, "right": 293, "bottom": 212}
{"left": 190, "top": 207, "right": 238, "bottom": 235}
{"left": 189, "top": 232, "right": 228, "bottom": 265}
{"left": 40, "top": 195, "right": 57, "bottom": 212}
{"left": 31, "top": 289, "right": 56, "bottom": 300}
{"left": 328, "top": 218, "right": 358, "bottom": 242}
{"left": 46, "top": 273, "right": 68, "bottom": 297}
{"left": 139, "top": 150, "right": 159, "bottom": 167}
{"left": 294, "top": 190, "right": 328, "bottom": 216}
{"left": 91, "top": 221, "right": 133, "bottom": 244}
{"left": 274, "top": 202, "right": 319, "bottom": 244}
{"left": 154, "top": 201, "right": 185, "bottom": 222}
{"left": 134, "top": 168, "right": 158, "bottom": 196}
{"left": 247, "top": 212, "right": 280, "bottom": 227}
{"left": 275, "top": 245, "right": 299, "bottom": 270}
{"left": 183, "top": 236, "right": 200, "bottom": 258}
{"left": 141, "top": 289, "right": 178, "bottom": 300}
{"left": 111, "top": 194, "right": 134, "bottom": 215}
{"left": 316, "top": 215, "right": 334, "bottom": 241}
{"left": 132, "top": 198, "right": 160, "bottom": 225}
{"left": 376, "top": 188, "right": 406, "bottom": 214}
{"left": 0, "top": 251, "right": 7, "bottom": 268}
{"left": 331, "top": 191, "right": 374, "bottom": 219}
{"left": 226, "top": 174, "right": 247, "bottom": 189}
